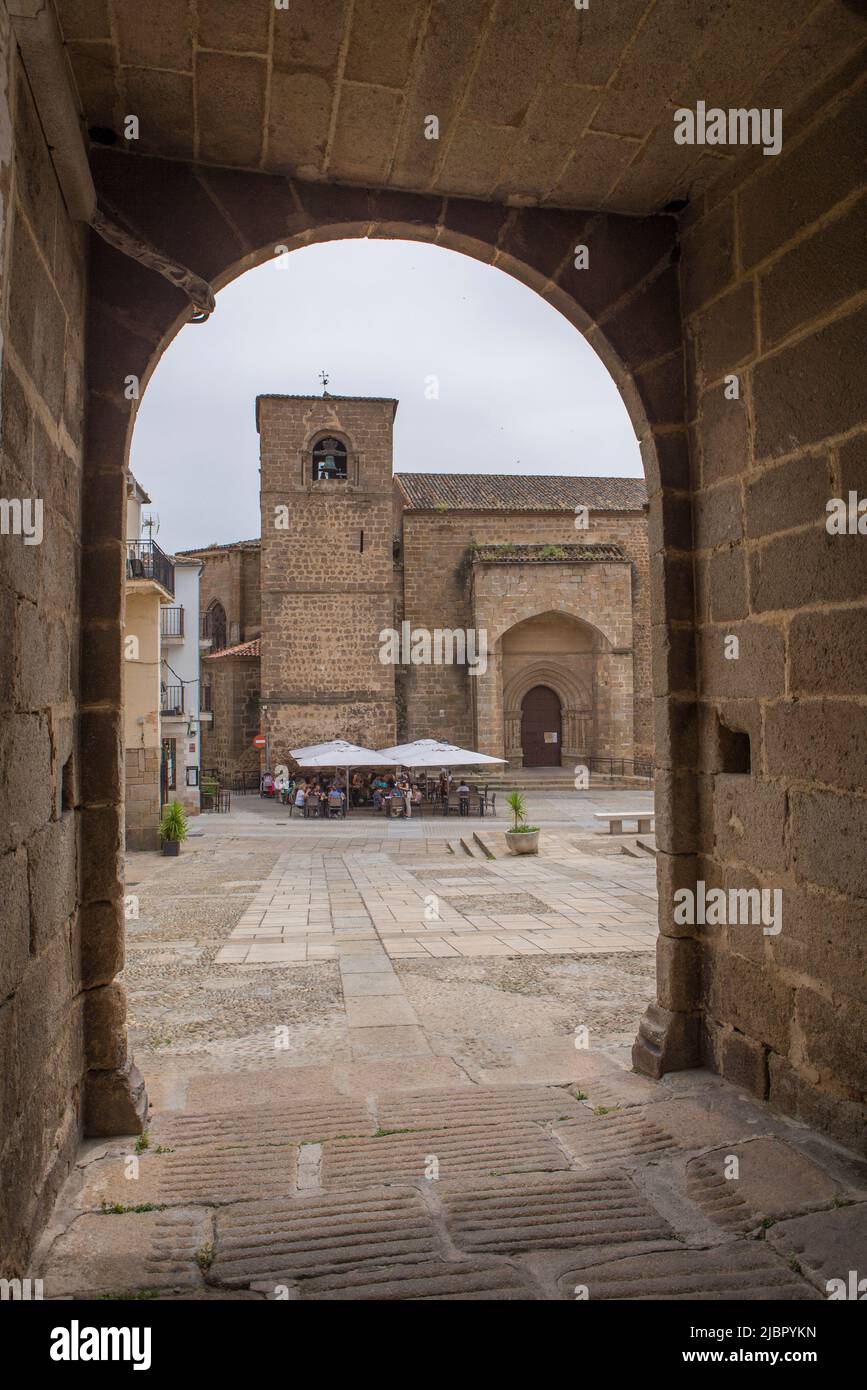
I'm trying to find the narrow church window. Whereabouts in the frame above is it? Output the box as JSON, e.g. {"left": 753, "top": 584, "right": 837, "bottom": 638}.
{"left": 312, "top": 436, "right": 347, "bottom": 481}
{"left": 359, "top": 529, "right": 364, "bottom": 552}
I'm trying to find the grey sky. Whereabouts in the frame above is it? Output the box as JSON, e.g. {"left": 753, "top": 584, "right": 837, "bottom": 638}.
{"left": 130, "top": 238, "right": 642, "bottom": 555}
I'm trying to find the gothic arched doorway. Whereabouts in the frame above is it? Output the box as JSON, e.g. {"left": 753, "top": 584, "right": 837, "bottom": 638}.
{"left": 521, "top": 685, "right": 562, "bottom": 767}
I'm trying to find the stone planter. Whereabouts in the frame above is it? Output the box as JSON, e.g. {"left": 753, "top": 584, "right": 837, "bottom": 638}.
{"left": 161, "top": 840, "right": 181, "bottom": 857}
{"left": 505, "top": 829, "right": 540, "bottom": 855}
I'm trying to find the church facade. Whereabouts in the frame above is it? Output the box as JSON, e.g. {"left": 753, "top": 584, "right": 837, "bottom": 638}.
{"left": 181, "top": 394, "right": 652, "bottom": 781}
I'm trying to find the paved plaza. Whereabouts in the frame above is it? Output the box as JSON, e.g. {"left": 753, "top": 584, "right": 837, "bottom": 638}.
{"left": 31, "top": 790, "right": 867, "bottom": 1301}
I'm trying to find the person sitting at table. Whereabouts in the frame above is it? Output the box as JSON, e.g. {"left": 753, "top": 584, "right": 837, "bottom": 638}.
{"left": 371, "top": 774, "right": 388, "bottom": 811}
{"left": 389, "top": 779, "right": 405, "bottom": 817}
{"left": 327, "top": 785, "right": 345, "bottom": 818}
{"left": 457, "top": 780, "right": 471, "bottom": 815}
{"left": 411, "top": 783, "right": 423, "bottom": 809}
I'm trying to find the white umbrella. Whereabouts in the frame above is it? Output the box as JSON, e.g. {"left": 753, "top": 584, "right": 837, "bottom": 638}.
{"left": 292, "top": 740, "right": 395, "bottom": 817}
{"left": 292, "top": 739, "right": 394, "bottom": 767}
{"left": 378, "top": 738, "right": 506, "bottom": 767}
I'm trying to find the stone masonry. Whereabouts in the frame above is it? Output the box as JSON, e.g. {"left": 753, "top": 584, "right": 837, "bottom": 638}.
{"left": 187, "top": 458, "right": 651, "bottom": 780}
{"left": 2, "top": 0, "right": 865, "bottom": 1279}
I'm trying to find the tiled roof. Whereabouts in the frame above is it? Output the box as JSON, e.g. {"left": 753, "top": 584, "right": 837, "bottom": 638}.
{"left": 205, "top": 638, "right": 260, "bottom": 660}
{"left": 394, "top": 473, "right": 647, "bottom": 512}
{"left": 472, "top": 542, "right": 628, "bottom": 563}
{"left": 176, "top": 540, "right": 260, "bottom": 555}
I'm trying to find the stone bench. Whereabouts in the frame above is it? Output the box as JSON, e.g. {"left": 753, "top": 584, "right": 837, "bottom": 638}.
{"left": 594, "top": 810, "right": 655, "bottom": 835}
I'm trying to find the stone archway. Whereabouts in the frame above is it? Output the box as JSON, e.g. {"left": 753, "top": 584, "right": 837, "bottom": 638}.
{"left": 502, "top": 659, "right": 593, "bottom": 770}
{"left": 78, "top": 153, "right": 696, "bottom": 1133}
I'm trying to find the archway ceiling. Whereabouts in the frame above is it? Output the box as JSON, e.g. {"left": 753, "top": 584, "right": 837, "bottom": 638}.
{"left": 56, "top": 0, "right": 866, "bottom": 217}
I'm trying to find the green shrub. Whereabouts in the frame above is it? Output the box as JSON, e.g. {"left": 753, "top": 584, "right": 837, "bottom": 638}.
{"left": 158, "top": 800, "right": 188, "bottom": 843}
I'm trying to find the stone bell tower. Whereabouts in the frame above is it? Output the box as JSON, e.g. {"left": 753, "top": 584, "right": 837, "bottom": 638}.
{"left": 256, "top": 393, "right": 398, "bottom": 758}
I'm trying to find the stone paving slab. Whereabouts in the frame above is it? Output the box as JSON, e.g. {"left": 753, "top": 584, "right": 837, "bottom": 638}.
{"left": 553, "top": 1109, "right": 680, "bottom": 1168}
{"left": 375, "top": 1084, "right": 584, "bottom": 1130}
{"left": 151, "top": 1097, "right": 373, "bottom": 1150}
{"left": 212, "top": 1187, "right": 439, "bottom": 1286}
{"left": 544, "top": 1243, "right": 822, "bottom": 1300}
{"left": 765, "top": 1202, "right": 867, "bottom": 1293}
{"left": 443, "top": 1172, "right": 674, "bottom": 1254}
{"left": 685, "top": 1138, "right": 847, "bottom": 1234}
{"left": 294, "top": 1256, "right": 540, "bottom": 1300}
{"left": 40, "top": 1208, "right": 209, "bottom": 1299}
{"left": 321, "top": 1121, "right": 570, "bottom": 1187}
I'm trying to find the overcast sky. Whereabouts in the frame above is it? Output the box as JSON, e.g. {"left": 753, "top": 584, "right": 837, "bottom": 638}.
{"left": 130, "top": 238, "right": 642, "bottom": 555}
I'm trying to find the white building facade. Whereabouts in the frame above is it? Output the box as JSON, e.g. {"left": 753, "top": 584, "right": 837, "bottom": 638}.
{"left": 159, "top": 557, "right": 205, "bottom": 815}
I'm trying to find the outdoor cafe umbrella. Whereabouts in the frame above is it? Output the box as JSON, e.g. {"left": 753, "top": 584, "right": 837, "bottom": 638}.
{"left": 377, "top": 738, "right": 506, "bottom": 768}
{"left": 291, "top": 740, "right": 394, "bottom": 815}
{"left": 378, "top": 738, "right": 506, "bottom": 794}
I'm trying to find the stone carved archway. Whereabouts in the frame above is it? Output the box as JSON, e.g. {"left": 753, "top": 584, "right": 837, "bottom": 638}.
{"left": 79, "top": 150, "right": 696, "bottom": 1133}
{"left": 502, "top": 661, "right": 593, "bottom": 769}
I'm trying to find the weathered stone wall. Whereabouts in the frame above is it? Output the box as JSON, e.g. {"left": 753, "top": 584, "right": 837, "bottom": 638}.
{"left": 0, "top": 29, "right": 89, "bottom": 1274}
{"left": 653, "top": 63, "right": 867, "bottom": 1148}
{"left": 258, "top": 395, "right": 397, "bottom": 754}
{"left": 398, "top": 508, "right": 651, "bottom": 762}
{"left": 202, "top": 653, "right": 261, "bottom": 781}
{"left": 124, "top": 746, "right": 160, "bottom": 850}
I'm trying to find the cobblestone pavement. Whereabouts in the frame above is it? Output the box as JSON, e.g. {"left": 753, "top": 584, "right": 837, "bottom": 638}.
{"left": 33, "top": 795, "right": 867, "bottom": 1300}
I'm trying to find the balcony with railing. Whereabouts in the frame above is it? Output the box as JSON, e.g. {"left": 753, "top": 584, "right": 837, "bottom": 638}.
{"left": 160, "top": 605, "right": 184, "bottom": 640}
{"left": 160, "top": 683, "right": 184, "bottom": 716}
{"left": 126, "top": 539, "right": 175, "bottom": 598}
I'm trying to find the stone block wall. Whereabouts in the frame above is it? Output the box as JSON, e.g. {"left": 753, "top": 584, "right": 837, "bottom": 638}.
{"left": 0, "top": 27, "right": 89, "bottom": 1274}
{"left": 664, "top": 62, "right": 867, "bottom": 1149}
{"left": 258, "top": 395, "right": 397, "bottom": 753}
{"left": 124, "top": 746, "right": 160, "bottom": 850}
{"left": 203, "top": 653, "right": 262, "bottom": 781}
{"left": 399, "top": 508, "right": 651, "bottom": 761}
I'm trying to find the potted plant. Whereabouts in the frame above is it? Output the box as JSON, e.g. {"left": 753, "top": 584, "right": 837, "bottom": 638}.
{"left": 159, "top": 800, "right": 188, "bottom": 856}
{"left": 505, "top": 791, "right": 540, "bottom": 855}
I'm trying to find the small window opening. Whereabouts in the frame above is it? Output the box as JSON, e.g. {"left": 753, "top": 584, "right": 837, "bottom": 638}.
{"left": 359, "top": 529, "right": 364, "bottom": 553}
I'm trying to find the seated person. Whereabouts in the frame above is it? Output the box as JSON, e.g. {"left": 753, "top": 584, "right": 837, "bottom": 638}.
{"left": 457, "top": 780, "right": 471, "bottom": 815}
{"left": 327, "top": 786, "right": 346, "bottom": 817}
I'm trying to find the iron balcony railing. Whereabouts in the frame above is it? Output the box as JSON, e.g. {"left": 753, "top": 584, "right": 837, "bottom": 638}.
{"left": 160, "top": 605, "right": 184, "bottom": 638}
{"left": 161, "top": 683, "right": 184, "bottom": 715}
{"left": 126, "top": 539, "right": 175, "bottom": 597}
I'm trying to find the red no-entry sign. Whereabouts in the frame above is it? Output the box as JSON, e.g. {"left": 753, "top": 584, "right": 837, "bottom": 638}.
{"left": 253, "top": 734, "right": 266, "bottom": 748}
